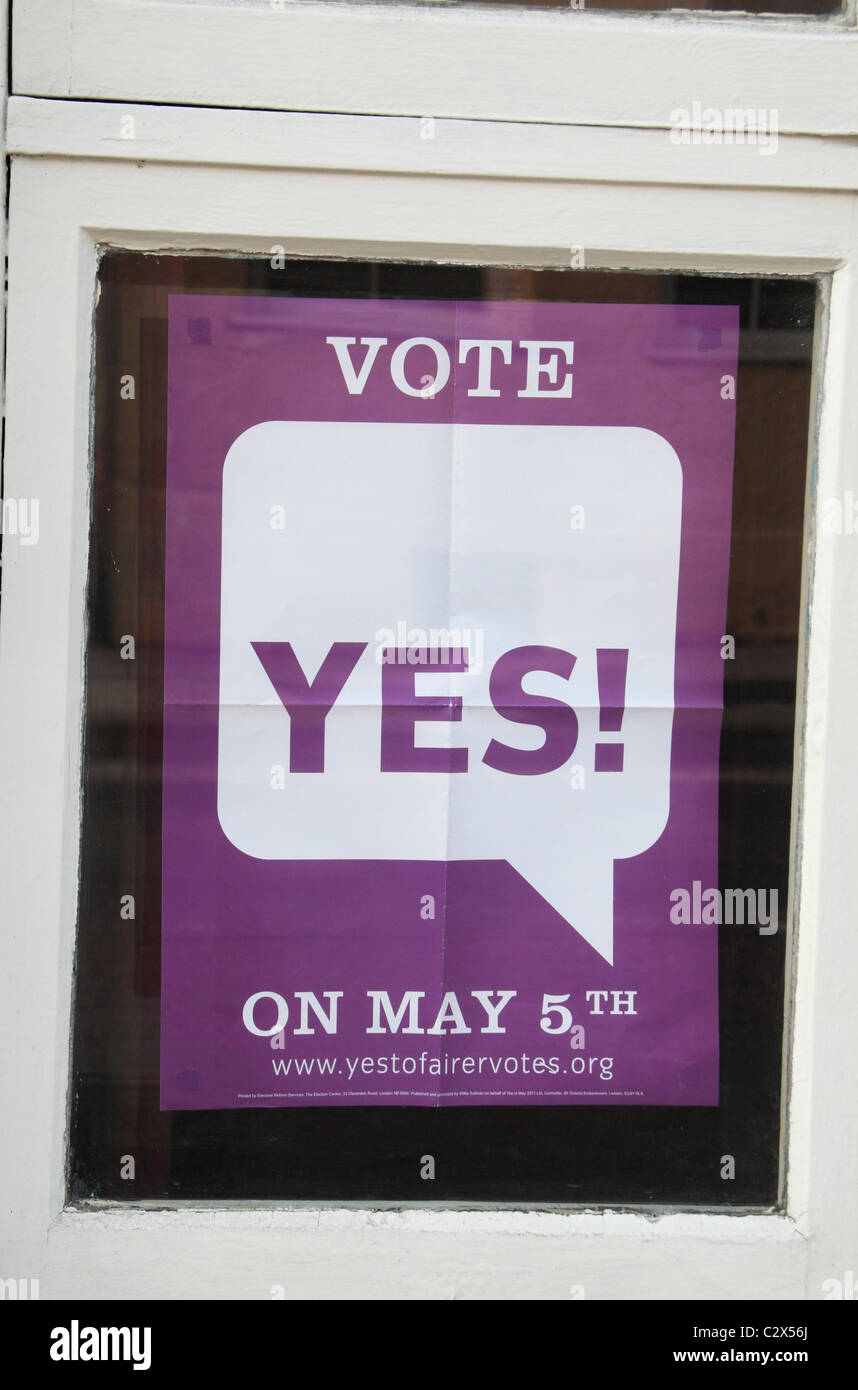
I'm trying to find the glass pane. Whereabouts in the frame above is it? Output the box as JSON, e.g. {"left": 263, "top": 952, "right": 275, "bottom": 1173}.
{"left": 70, "top": 254, "right": 814, "bottom": 1205}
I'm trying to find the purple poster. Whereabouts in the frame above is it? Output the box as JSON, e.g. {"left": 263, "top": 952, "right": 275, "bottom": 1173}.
{"left": 161, "top": 295, "right": 738, "bottom": 1109}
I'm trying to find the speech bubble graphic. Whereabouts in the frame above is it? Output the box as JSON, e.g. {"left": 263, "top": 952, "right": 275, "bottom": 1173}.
{"left": 217, "top": 421, "right": 682, "bottom": 963}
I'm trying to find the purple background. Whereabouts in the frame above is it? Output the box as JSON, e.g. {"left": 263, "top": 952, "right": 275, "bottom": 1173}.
{"left": 161, "top": 296, "right": 739, "bottom": 1109}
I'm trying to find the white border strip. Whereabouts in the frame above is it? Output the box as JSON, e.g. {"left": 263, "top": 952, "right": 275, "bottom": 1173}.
{"left": 13, "top": 1, "right": 858, "bottom": 134}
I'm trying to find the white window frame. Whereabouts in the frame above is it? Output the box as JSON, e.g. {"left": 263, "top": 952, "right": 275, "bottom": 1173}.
{"left": 1, "top": 3, "right": 857, "bottom": 1301}
{"left": 12, "top": 0, "right": 858, "bottom": 132}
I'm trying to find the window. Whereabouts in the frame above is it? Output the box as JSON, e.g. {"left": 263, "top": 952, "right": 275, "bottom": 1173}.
{"left": 70, "top": 251, "right": 814, "bottom": 1206}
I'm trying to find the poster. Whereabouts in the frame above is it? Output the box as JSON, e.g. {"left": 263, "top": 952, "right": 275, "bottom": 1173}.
{"left": 160, "top": 295, "right": 738, "bottom": 1109}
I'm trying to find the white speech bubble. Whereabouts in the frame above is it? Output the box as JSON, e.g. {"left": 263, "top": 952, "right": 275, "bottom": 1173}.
{"left": 218, "top": 421, "right": 681, "bottom": 963}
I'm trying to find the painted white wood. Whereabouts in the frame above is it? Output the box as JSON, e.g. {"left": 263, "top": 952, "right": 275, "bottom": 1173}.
{"left": 0, "top": 0, "right": 7, "bottom": 427}
{"left": 7, "top": 96, "right": 858, "bottom": 192}
{"left": 39, "top": 1210, "right": 805, "bottom": 1300}
{"left": 12, "top": 0, "right": 858, "bottom": 135}
{"left": 785, "top": 231, "right": 858, "bottom": 1296}
{"left": 0, "top": 128, "right": 855, "bottom": 1294}
{"left": 0, "top": 167, "right": 96, "bottom": 1255}
{"left": 14, "top": 0, "right": 73, "bottom": 98}
{"left": 7, "top": 150, "right": 852, "bottom": 270}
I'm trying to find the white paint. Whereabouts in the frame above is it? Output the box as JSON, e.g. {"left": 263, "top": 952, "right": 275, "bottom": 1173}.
{"left": 12, "top": 1, "right": 858, "bottom": 135}
{"left": 7, "top": 98, "right": 858, "bottom": 192}
{"left": 0, "top": 0, "right": 6, "bottom": 435}
{"left": 37, "top": 1209, "right": 806, "bottom": 1301}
